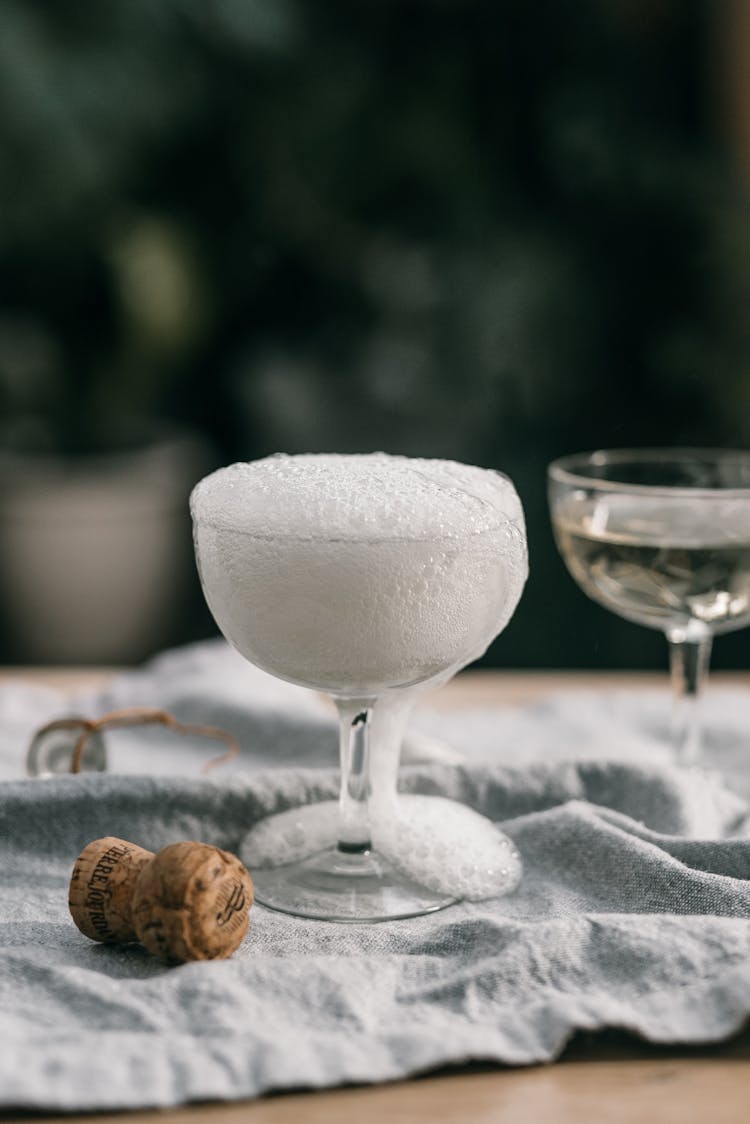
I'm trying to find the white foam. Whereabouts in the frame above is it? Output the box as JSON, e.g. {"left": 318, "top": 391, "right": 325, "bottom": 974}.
{"left": 191, "top": 452, "right": 524, "bottom": 541}
{"left": 241, "top": 796, "right": 522, "bottom": 902}
{"left": 191, "top": 454, "right": 527, "bottom": 694}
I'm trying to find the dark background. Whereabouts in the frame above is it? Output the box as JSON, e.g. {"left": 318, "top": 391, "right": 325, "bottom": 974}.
{"left": 2, "top": 0, "right": 750, "bottom": 670}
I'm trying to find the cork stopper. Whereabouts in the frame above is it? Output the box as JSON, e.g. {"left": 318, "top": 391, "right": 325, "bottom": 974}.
{"left": 132, "top": 841, "right": 254, "bottom": 963}
{"left": 69, "top": 836, "right": 154, "bottom": 943}
{"left": 69, "top": 837, "right": 254, "bottom": 963}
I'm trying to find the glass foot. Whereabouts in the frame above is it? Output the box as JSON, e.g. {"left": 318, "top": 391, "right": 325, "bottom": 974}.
{"left": 246, "top": 846, "right": 456, "bottom": 922}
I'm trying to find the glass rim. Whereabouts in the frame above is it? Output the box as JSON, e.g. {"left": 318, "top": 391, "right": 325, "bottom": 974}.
{"left": 548, "top": 447, "right": 750, "bottom": 498}
{"left": 192, "top": 514, "right": 525, "bottom": 544}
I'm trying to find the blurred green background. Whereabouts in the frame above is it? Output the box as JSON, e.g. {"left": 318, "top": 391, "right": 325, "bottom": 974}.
{"left": 2, "top": 0, "right": 750, "bottom": 669}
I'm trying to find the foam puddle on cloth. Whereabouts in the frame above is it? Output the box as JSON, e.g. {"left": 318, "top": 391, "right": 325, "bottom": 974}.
{"left": 241, "top": 795, "right": 522, "bottom": 901}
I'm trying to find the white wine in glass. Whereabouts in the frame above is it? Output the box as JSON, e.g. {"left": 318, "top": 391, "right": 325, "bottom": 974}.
{"left": 548, "top": 448, "right": 750, "bottom": 764}
{"left": 191, "top": 453, "right": 528, "bottom": 921}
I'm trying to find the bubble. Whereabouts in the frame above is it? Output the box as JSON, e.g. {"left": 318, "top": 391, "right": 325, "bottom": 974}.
{"left": 191, "top": 453, "right": 524, "bottom": 541}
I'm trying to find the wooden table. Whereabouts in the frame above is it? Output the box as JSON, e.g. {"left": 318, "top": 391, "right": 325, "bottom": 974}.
{"left": 2, "top": 667, "right": 749, "bottom": 1124}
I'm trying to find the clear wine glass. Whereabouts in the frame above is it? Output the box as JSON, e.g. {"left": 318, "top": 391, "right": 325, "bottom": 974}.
{"left": 191, "top": 453, "right": 528, "bottom": 921}
{"left": 548, "top": 448, "right": 750, "bottom": 765}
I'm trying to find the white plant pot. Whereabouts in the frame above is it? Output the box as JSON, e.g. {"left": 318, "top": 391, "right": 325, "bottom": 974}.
{"left": 0, "top": 438, "right": 206, "bottom": 664}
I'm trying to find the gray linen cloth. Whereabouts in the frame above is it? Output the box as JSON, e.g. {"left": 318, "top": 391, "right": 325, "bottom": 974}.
{"left": 1, "top": 640, "right": 750, "bottom": 1111}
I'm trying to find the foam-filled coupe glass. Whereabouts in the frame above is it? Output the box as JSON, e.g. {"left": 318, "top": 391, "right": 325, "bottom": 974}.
{"left": 548, "top": 449, "right": 750, "bottom": 765}
{"left": 191, "top": 453, "right": 528, "bottom": 921}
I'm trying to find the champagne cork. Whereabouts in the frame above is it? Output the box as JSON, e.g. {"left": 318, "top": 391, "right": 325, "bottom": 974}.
{"left": 132, "top": 842, "right": 253, "bottom": 963}
{"left": 68, "top": 837, "right": 153, "bottom": 943}
{"left": 69, "top": 837, "right": 254, "bottom": 963}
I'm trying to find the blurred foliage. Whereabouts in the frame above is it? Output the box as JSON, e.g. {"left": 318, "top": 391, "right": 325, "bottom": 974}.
{"left": 1, "top": 0, "right": 750, "bottom": 666}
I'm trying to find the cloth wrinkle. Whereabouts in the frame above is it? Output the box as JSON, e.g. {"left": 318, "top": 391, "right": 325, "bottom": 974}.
{"left": 1, "top": 639, "right": 750, "bottom": 1110}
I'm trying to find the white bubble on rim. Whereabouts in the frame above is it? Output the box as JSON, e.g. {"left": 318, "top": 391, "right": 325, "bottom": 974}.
{"left": 191, "top": 452, "right": 525, "bottom": 543}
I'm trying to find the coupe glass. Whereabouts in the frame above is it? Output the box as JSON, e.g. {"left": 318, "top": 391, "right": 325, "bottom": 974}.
{"left": 548, "top": 449, "right": 750, "bottom": 764}
{"left": 191, "top": 453, "right": 528, "bottom": 921}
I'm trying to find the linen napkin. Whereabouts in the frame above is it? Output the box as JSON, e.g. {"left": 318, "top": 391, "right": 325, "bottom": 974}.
{"left": 1, "top": 640, "right": 749, "bottom": 1111}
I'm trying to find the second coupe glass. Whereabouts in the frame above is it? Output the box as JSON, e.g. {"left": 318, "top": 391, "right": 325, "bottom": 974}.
{"left": 549, "top": 448, "right": 750, "bottom": 764}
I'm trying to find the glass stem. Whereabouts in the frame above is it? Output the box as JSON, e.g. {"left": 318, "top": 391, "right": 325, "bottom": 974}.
{"left": 335, "top": 698, "right": 376, "bottom": 854}
{"left": 369, "top": 691, "right": 416, "bottom": 806}
{"left": 667, "top": 629, "right": 712, "bottom": 766}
